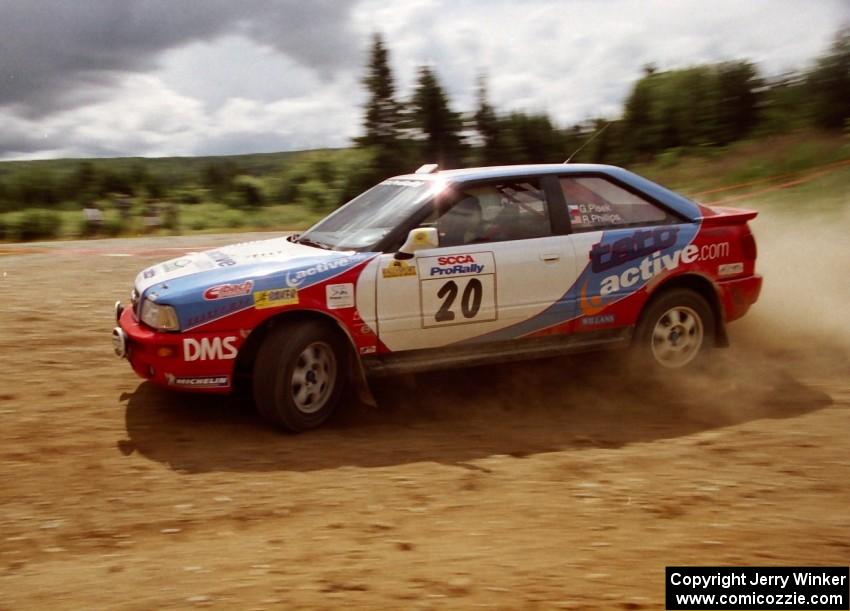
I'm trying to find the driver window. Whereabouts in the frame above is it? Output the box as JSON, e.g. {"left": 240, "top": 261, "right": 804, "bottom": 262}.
{"left": 428, "top": 180, "right": 551, "bottom": 247}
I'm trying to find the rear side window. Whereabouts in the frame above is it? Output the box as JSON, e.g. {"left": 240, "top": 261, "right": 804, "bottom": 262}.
{"left": 560, "top": 177, "right": 674, "bottom": 231}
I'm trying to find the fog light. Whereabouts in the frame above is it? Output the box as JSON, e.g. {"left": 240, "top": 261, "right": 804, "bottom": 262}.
{"left": 112, "top": 327, "right": 127, "bottom": 358}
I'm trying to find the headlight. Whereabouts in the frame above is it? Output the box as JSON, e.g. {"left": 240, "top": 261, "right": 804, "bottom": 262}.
{"left": 140, "top": 299, "right": 179, "bottom": 331}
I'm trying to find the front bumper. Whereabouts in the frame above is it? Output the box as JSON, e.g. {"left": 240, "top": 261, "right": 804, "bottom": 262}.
{"left": 113, "top": 304, "right": 235, "bottom": 393}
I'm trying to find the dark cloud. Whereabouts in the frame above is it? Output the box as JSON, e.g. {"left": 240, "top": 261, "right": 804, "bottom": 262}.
{"left": 0, "top": 0, "right": 360, "bottom": 116}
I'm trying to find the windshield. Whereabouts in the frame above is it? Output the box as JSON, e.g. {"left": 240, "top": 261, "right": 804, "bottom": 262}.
{"left": 298, "top": 178, "right": 440, "bottom": 251}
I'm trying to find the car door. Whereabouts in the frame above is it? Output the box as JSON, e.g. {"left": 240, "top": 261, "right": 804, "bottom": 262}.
{"left": 374, "top": 177, "right": 581, "bottom": 353}
{"left": 557, "top": 175, "right": 696, "bottom": 323}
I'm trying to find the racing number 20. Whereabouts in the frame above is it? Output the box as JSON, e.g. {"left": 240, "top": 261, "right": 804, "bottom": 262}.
{"left": 435, "top": 279, "right": 483, "bottom": 322}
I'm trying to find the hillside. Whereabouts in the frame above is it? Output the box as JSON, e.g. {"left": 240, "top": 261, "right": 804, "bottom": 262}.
{"left": 0, "top": 130, "right": 848, "bottom": 242}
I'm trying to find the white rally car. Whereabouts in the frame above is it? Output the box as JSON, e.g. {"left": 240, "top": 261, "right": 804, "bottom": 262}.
{"left": 113, "top": 164, "right": 762, "bottom": 431}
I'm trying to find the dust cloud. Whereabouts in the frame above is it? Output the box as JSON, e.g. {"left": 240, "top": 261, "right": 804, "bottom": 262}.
{"left": 733, "top": 206, "right": 850, "bottom": 373}
{"left": 390, "top": 204, "right": 850, "bottom": 432}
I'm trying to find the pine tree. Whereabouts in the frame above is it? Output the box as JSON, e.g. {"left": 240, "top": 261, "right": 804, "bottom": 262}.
{"left": 474, "top": 74, "right": 505, "bottom": 165}
{"left": 357, "top": 33, "right": 409, "bottom": 178}
{"left": 807, "top": 28, "right": 850, "bottom": 130}
{"left": 410, "top": 66, "right": 465, "bottom": 168}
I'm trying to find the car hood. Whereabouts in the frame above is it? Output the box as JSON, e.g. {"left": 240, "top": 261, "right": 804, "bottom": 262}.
{"left": 134, "top": 236, "right": 376, "bottom": 330}
{"left": 134, "top": 235, "right": 333, "bottom": 293}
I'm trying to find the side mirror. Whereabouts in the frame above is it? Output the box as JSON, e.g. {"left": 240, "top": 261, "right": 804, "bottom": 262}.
{"left": 395, "top": 227, "right": 438, "bottom": 260}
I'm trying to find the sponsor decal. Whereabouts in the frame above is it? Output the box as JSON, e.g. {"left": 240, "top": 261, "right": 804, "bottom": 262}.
{"left": 286, "top": 256, "right": 360, "bottom": 287}
{"left": 166, "top": 373, "right": 230, "bottom": 388}
{"left": 143, "top": 268, "right": 157, "bottom": 279}
{"left": 185, "top": 298, "right": 253, "bottom": 329}
{"left": 162, "top": 258, "right": 192, "bottom": 273}
{"left": 383, "top": 179, "right": 425, "bottom": 187}
{"left": 207, "top": 250, "right": 237, "bottom": 267}
{"left": 579, "top": 232, "right": 731, "bottom": 315}
{"left": 597, "top": 240, "right": 731, "bottom": 296}
{"left": 253, "top": 287, "right": 299, "bottom": 309}
{"left": 591, "top": 228, "right": 680, "bottom": 273}
{"left": 418, "top": 252, "right": 494, "bottom": 279}
{"left": 598, "top": 246, "right": 695, "bottom": 296}
{"left": 359, "top": 345, "right": 377, "bottom": 355}
{"left": 382, "top": 259, "right": 417, "bottom": 278}
{"left": 326, "top": 283, "right": 354, "bottom": 310}
{"left": 183, "top": 336, "right": 238, "bottom": 361}
{"left": 568, "top": 204, "right": 583, "bottom": 226}
{"left": 581, "top": 314, "right": 616, "bottom": 326}
{"left": 204, "top": 280, "right": 254, "bottom": 301}
{"left": 358, "top": 324, "right": 374, "bottom": 335}
{"left": 573, "top": 201, "right": 623, "bottom": 227}
{"left": 718, "top": 262, "right": 744, "bottom": 277}
{"left": 579, "top": 281, "right": 606, "bottom": 315}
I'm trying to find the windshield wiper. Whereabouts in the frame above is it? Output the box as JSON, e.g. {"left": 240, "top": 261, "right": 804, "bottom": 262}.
{"left": 296, "top": 236, "right": 331, "bottom": 250}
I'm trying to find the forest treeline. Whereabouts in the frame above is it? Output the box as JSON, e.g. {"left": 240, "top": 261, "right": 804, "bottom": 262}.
{"left": 1, "top": 28, "right": 849, "bottom": 240}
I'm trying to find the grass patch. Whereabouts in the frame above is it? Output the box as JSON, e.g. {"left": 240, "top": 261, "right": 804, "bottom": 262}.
{"left": 634, "top": 131, "right": 850, "bottom": 195}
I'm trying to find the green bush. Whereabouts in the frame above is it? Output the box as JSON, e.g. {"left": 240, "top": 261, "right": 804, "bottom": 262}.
{"left": 103, "top": 217, "right": 125, "bottom": 236}
{"left": 295, "top": 178, "right": 337, "bottom": 213}
{"left": 13, "top": 209, "right": 62, "bottom": 241}
{"left": 161, "top": 203, "right": 179, "bottom": 232}
{"left": 219, "top": 208, "right": 245, "bottom": 228}
{"left": 656, "top": 148, "right": 683, "bottom": 168}
{"left": 189, "top": 217, "right": 210, "bottom": 231}
{"left": 230, "top": 175, "right": 265, "bottom": 208}
{"left": 173, "top": 188, "right": 203, "bottom": 205}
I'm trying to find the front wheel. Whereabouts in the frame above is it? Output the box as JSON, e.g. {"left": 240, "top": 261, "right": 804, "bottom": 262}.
{"left": 634, "top": 288, "right": 715, "bottom": 369}
{"left": 253, "top": 321, "right": 347, "bottom": 432}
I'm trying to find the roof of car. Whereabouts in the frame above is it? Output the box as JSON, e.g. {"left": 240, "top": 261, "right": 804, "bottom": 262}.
{"left": 394, "top": 163, "right": 702, "bottom": 221}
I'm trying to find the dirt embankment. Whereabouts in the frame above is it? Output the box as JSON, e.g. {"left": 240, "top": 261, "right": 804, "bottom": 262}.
{"left": 0, "top": 211, "right": 848, "bottom": 609}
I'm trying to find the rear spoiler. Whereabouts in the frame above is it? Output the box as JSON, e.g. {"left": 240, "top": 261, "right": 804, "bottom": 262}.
{"left": 698, "top": 205, "right": 758, "bottom": 226}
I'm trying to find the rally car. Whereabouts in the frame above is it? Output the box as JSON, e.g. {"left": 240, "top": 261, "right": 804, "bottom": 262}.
{"left": 112, "top": 163, "right": 762, "bottom": 431}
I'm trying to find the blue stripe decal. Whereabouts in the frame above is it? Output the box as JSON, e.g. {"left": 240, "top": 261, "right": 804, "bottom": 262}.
{"left": 459, "top": 223, "right": 700, "bottom": 343}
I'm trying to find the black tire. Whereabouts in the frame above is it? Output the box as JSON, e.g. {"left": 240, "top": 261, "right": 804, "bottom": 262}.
{"left": 633, "top": 288, "right": 715, "bottom": 369}
{"left": 253, "top": 320, "right": 347, "bottom": 432}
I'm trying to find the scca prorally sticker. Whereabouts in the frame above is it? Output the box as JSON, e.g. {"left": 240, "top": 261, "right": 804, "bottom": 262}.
{"left": 326, "top": 283, "right": 354, "bottom": 309}
{"left": 203, "top": 280, "right": 254, "bottom": 301}
{"left": 165, "top": 373, "right": 229, "bottom": 388}
{"left": 419, "top": 252, "right": 497, "bottom": 328}
{"left": 382, "top": 259, "right": 417, "bottom": 278}
{"left": 417, "top": 252, "right": 494, "bottom": 279}
{"left": 254, "top": 287, "right": 299, "bottom": 310}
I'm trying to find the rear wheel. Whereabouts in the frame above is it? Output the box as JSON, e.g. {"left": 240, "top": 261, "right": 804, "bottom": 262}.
{"left": 253, "top": 320, "right": 347, "bottom": 432}
{"left": 634, "top": 288, "right": 715, "bottom": 369}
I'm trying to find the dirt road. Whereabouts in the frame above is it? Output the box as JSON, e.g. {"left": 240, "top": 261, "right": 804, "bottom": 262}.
{"left": 1, "top": 217, "right": 848, "bottom": 609}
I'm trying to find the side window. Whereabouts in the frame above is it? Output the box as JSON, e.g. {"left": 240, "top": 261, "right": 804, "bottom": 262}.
{"left": 431, "top": 180, "right": 552, "bottom": 247}
{"left": 560, "top": 177, "right": 673, "bottom": 231}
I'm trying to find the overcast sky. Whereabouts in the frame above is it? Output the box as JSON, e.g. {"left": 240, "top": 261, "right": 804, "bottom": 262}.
{"left": 0, "top": 0, "right": 846, "bottom": 160}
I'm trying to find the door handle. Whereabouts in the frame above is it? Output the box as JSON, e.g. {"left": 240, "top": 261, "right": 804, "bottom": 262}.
{"left": 540, "top": 253, "right": 560, "bottom": 262}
